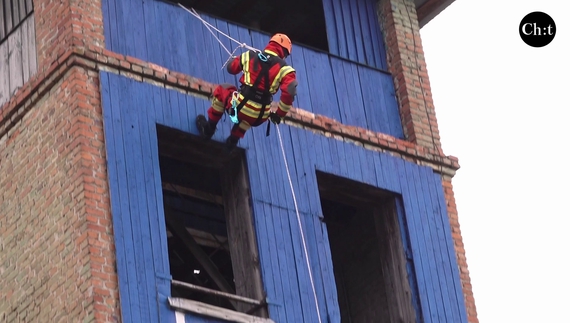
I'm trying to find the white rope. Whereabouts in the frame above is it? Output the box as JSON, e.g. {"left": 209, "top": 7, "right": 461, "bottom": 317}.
{"left": 177, "top": 4, "right": 261, "bottom": 54}
{"left": 275, "top": 124, "right": 323, "bottom": 323}
{"left": 178, "top": 5, "right": 321, "bottom": 317}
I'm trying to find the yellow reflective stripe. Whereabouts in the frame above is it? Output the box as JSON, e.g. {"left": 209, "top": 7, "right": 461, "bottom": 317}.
{"left": 238, "top": 122, "right": 251, "bottom": 131}
{"left": 271, "top": 65, "right": 295, "bottom": 92}
{"left": 242, "top": 51, "right": 251, "bottom": 85}
{"left": 240, "top": 107, "right": 270, "bottom": 119}
{"left": 265, "top": 49, "right": 278, "bottom": 57}
{"left": 212, "top": 98, "right": 225, "bottom": 113}
{"left": 278, "top": 100, "right": 292, "bottom": 112}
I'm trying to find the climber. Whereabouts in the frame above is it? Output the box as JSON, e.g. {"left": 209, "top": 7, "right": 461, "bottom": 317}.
{"left": 195, "top": 33, "right": 298, "bottom": 150}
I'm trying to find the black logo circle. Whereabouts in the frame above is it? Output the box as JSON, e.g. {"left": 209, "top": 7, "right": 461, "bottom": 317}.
{"left": 519, "top": 12, "right": 556, "bottom": 47}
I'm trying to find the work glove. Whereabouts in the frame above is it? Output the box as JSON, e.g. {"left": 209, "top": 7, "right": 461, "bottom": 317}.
{"left": 269, "top": 112, "right": 282, "bottom": 125}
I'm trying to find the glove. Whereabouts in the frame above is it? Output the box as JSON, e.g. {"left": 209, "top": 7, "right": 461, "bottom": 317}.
{"left": 269, "top": 112, "right": 282, "bottom": 125}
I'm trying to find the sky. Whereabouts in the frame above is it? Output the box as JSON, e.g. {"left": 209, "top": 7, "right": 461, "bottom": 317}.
{"left": 420, "top": 0, "right": 570, "bottom": 322}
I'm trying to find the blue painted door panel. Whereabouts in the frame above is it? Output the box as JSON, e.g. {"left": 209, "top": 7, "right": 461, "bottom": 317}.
{"left": 100, "top": 72, "right": 467, "bottom": 323}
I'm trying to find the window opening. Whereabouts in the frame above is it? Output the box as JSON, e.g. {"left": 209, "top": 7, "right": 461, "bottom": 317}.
{"left": 178, "top": 0, "right": 329, "bottom": 51}
{"left": 317, "top": 171, "right": 418, "bottom": 323}
{"left": 158, "top": 125, "right": 267, "bottom": 317}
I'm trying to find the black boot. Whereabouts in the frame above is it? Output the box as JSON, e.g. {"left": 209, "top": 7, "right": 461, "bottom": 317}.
{"left": 225, "top": 135, "right": 239, "bottom": 152}
{"left": 196, "top": 115, "right": 216, "bottom": 140}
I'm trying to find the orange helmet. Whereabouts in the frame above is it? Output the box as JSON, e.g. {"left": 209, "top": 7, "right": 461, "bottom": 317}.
{"left": 270, "top": 33, "right": 292, "bottom": 55}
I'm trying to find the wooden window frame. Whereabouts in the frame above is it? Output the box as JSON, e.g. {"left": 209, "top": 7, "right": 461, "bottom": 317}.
{"left": 157, "top": 125, "right": 270, "bottom": 321}
{"left": 317, "top": 171, "right": 419, "bottom": 322}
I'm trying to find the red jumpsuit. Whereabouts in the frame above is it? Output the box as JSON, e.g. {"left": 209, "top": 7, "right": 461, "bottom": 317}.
{"left": 207, "top": 41, "right": 298, "bottom": 139}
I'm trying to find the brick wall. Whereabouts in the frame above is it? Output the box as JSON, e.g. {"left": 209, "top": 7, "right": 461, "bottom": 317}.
{"left": 0, "top": 66, "right": 118, "bottom": 322}
{"left": 442, "top": 176, "right": 478, "bottom": 323}
{"left": 379, "top": 0, "right": 442, "bottom": 152}
{"left": 33, "top": 0, "right": 104, "bottom": 72}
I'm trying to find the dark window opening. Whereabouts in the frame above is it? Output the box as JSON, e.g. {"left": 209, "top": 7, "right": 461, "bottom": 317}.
{"left": 178, "top": 0, "right": 329, "bottom": 52}
{"left": 317, "top": 171, "right": 419, "bottom": 323}
{"left": 158, "top": 125, "right": 267, "bottom": 317}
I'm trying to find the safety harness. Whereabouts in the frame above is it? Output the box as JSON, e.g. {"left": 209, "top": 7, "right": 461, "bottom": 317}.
{"left": 229, "top": 51, "right": 286, "bottom": 136}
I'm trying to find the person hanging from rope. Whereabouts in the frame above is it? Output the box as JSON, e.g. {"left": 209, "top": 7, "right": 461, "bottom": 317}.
{"left": 196, "top": 33, "right": 298, "bottom": 150}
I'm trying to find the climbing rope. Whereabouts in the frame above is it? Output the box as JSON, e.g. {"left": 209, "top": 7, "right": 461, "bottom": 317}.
{"left": 179, "top": 6, "right": 322, "bottom": 319}
{"left": 178, "top": 3, "right": 262, "bottom": 69}
{"left": 275, "top": 124, "right": 323, "bottom": 323}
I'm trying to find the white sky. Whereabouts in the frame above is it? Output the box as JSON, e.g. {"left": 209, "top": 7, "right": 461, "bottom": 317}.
{"left": 420, "top": 0, "right": 570, "bottom": 322}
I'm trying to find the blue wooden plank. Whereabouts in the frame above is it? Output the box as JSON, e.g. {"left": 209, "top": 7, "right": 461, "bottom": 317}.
{"left": 177, "top": 92, "right": 191, "bottom": 134}
{"left": 321, "top": 0, "right": 339, "bottom": 56}
{"left": 300, "top": 209, "right": 329, "bottom": 323}
{"left": 289, "top": 46, "right": 313, "bottom": 114}
{"left": 355, "top": 0, "right": 376, "bottom": 67}
{"left": 168, "top": 89, "right": 182, "bottom": 131}
{"left": 282, "top": 206, "right": 316, "bottom": 323}
{"left": 380, "top": 74, "right": 405, "bottom": 139}
{"left": 331, "top": 57, "right": 367, "bottom": 128}
{"left": 121, "top": 78, "right": 154, "bottom": 321}
{"left": 130, "top": 0, "right": 148, "bottom": 59}
{"left": 249, "top": 200, "right": 276, "bottom": 315}
{"left": 302, "top": 49, "right": 340, "bottom": 121}
{"left": 100, "top": 72, "right": 133, "bottom": 323}
{"left": 339, "top": 0, "right": 357, "bottom": 62}
{"left": 395, "top": 158, "right": 435, "bottom": 323}
{"left": 289, "top": 128, "right": 339, "bottom": 322}
{"left": 183, "top": 6, "right": 209, "bottom": 80}
{"left": 146, "top": 88, "right": 170, "bottom": 277}
{"left": 411, "top": 163, "right": 449, "bottom": 322}
{"left": 132, "top": 79, "right": 162, "bottom": 322}
{"left": 142, "top": 0, "right": 158, "bottom": 66}
{"left": 357, "top": 147, "right": 376, "bottom": 187}
{"left": 109, "top": 74, "right": 142, "bottom": 323}
{"left": 386, "top": 152, "right": 403, "bottom": 193}
{"left": 342, "top": 141, "right": 360, "bottom": 184}
{"left": 364, "top": 0, "right": 387, "bottom": 69}
{"left": 263, "top": 203, "right": 290, "bottom": 323}
{"left": 280, "top": 127, "right": 329, "bottom": 322}
{"left": 168, "top": 2, "right": 191, "bottom": 73}
{"left": 417, "top": 167, "right": 455, "bottom": 321}
{"left": 249, "top": 29, "right": 270, "bottom": 53}
{"left": 213, "top": 18, "right": 238, "bottom": 85}
{"left": 330, "top": 0, "right": 348, "bottom": 58}
{"left": 333, "top": 138, "right": 350, "bottom": 179}
{"left": 427, "top": 170, "right": 469, "bottom": 322}
{"left": 394, "top": 197, "right": 424, "bottom": 321}
{"left": 264, "top": 191, "right": 303, "bottom": 321}
{"left": 249, "top": 128, "right": 272, "bottom": 203}
{"left": 101, "top": 0, "right": 112, "bottom": 49}
{"left": 347, "top": 0, "right": 366, "bottom": 64}
{"left": 357, "top": 65, "right": 393, "bottom": 135}
{"left": 371, "top": 150, "right": 385, "bottom": 189}
{"left": 407, "top": 161, "right": 447, "bottom": 323}
{"left": 226, "top": 22, "right": 245, "bottom": 86}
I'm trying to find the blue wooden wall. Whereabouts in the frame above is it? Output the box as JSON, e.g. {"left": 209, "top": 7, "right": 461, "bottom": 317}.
{"left": 322, "top": 0, "right": 388, "bottom": 70}
{"left": 101, "top": 0, "right": 404, "bottom": 139}
{"left": 100, "top": 72, "right": 467, "bottom": 323}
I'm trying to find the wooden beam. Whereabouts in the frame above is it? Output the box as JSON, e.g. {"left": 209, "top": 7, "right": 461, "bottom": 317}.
{"left": 162, "top": 182, "right": 224, "bottom": 205}
{"left": 221, "top": 155, "right": 267, "bottom": 315}
{"left": 164, "top": 210, "right": 237, "bottom": 300}
{"left": 171, "top": 280, "right": 264, "bottom": 306}
{"left": 169, "top": 298, "right": 275, "bottom": 323}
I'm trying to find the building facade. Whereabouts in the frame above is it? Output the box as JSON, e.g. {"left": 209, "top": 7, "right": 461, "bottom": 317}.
{"left": 0, "top": 0, "right": 478, "bottom": 322}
